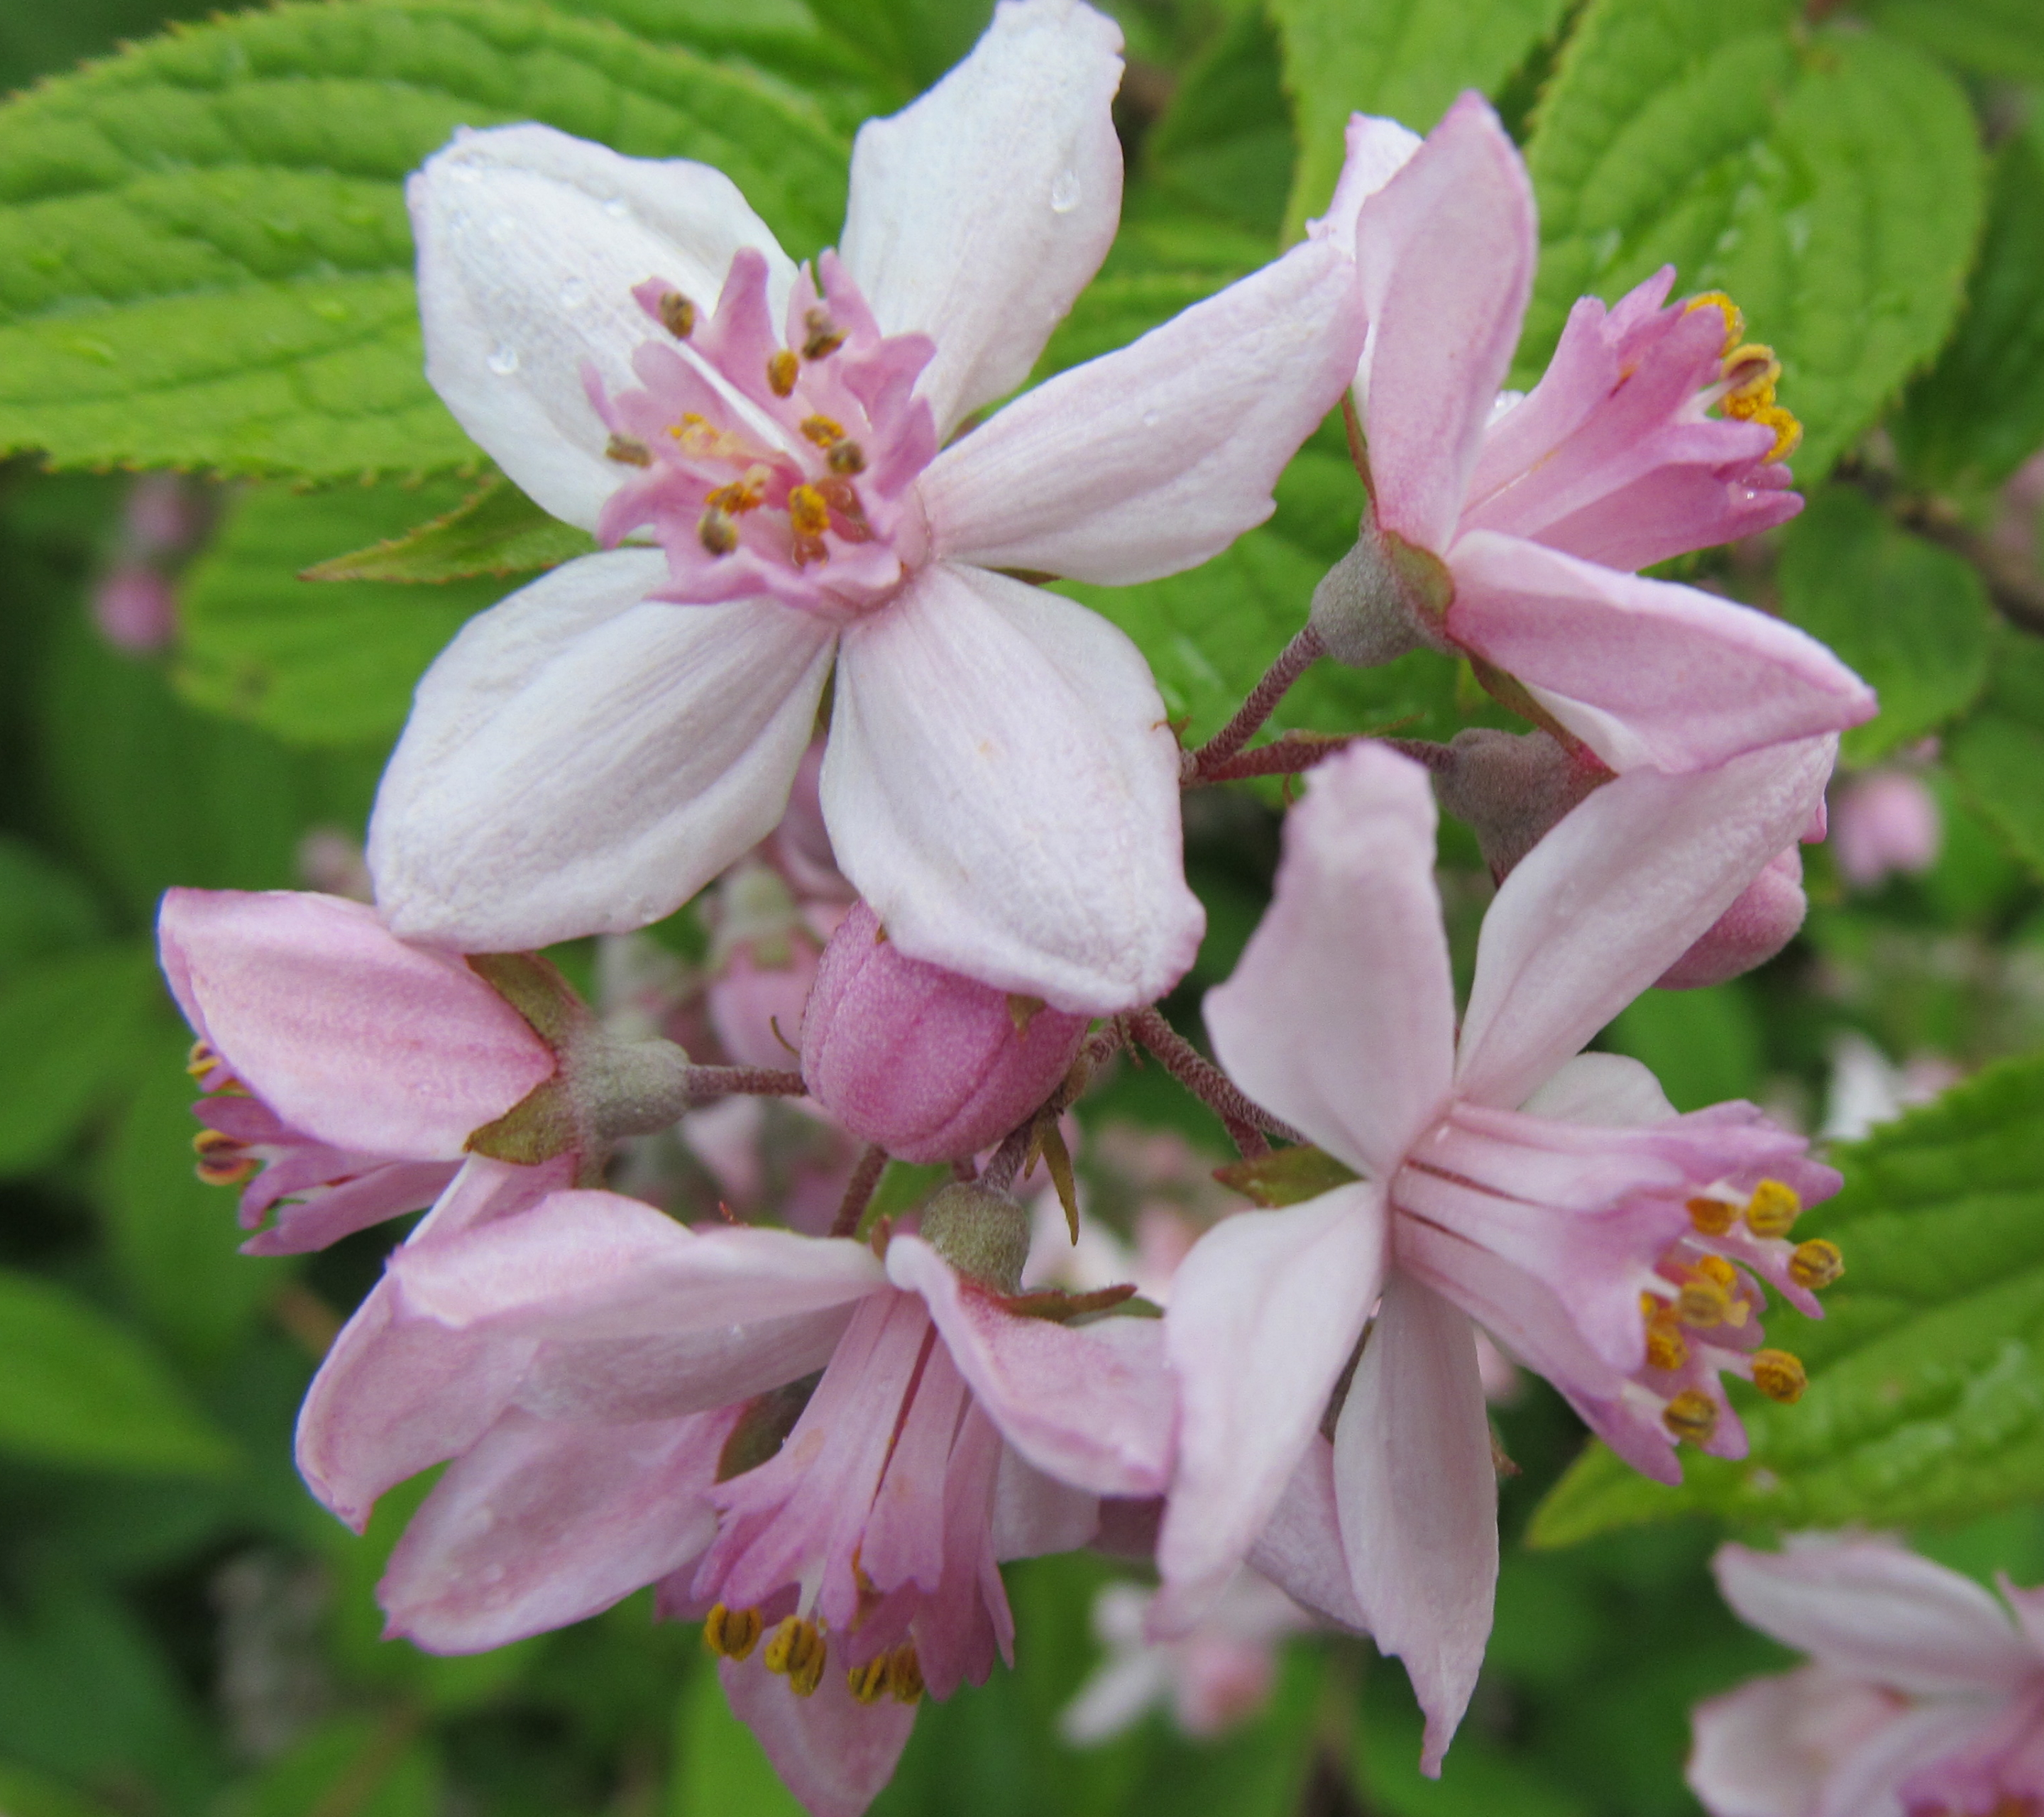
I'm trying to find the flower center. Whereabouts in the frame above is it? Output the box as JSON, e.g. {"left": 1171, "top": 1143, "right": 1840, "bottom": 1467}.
{"left": 588, "top": 247, "right": 938, "bottom": 621}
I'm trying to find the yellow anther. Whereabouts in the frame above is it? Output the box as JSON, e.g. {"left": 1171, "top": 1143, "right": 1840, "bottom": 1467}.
{"left": 1743, "top": 1180, "right": 1801, "bottom": 1240}
{"left": 846, "top": 1655, "right": 891, "bottom": 1704}
{"left": 826, "top": 439, "right": 867, "bottom": 476}
{"left": 762, "top": 1617, "right": 826, "bottom": 1696}
{"left": 1693, "top": 1254, "right": 1738, "bottom": 1289}
{"left": 657, "top": 290, "right": 697, "bottom": 339}
{"left": 1751, "top": 403, "right": 1803, "bottom": 463}
{"left": 671, "top": 414, "right": 748, "bottom": 461}
{"left": 1684, "top": 291, "right": 1745, "bottom": 355}
{"left": 192, "top": 1129, "right": 257, "bottom": 1188}
{"left": 1663, "top": 1388, "right": 1719, "bottom": 1444}
{"left": 1789, "top": 1239, "right": 1844, "bottom": 1291}
{"left": 705, "top": 474, "right": 765, "bottom": 515}
{"left": 1644, "top": 1318, "right": 1688, "bottom": 1373}
{"left": 803, "top": 308, "right": 847, "bottom": 361}
{"left": 703, "top": 1603, "right": 762, "bottom": 1662}
{"left": 1676, "top": 1277, "right": 1732, "bottom": 1328}
{"left": 799, "top": 415, "right": 845, "bottom": 447}
{"left": 1721, "top": 344, "right": 1782, "bottom": 402}
{"left": 186, "top": 1038, "right": 219, "bottom": 1082}
{"left": 605, "top": 432, "right": 652, "bottom": 468}
{"left": 698, "top": 507, "right": 738, "bottom": 556}
{"left": 766, "top": 349, "right": 800, "bottom": 397}
{"left": 1687, "top": 1195, "right": 1738, "bottom": 1236}
{"left": 887, "top": 1643, "right": 924, "bottom": 1704}
{"left": 788, "top": 485, "right": 831, "bottom": 539}
{"left": 1751, "top": 1349, "right": 1808, "bottom": 1405}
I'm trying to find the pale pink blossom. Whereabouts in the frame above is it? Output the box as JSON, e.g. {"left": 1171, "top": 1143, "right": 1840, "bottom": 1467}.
{"left": 1309, "top": 97, "right": 1874, "bottom": 775}
{"left": 158, "top": 889, "right": 554, "bottom": 1254}
{"left": 1691, "top": 1536, "right": 2044, "bottom": 1817}
{"left": 1819, "top": 1035, "right": 1959, "bottom": 1145}
{"left": 301, "top": 1187, "right": 1172, "bottom": 1815}
{"left": 92, "top": 564, "right": 177, "bottom": 652}
{"left": 1832, "top": 769, "right": 1943, "bottom": 889}
{"left": 368, "top": 0, "right": 1369, "bottom": 1012}
{"left": 1159, "top": 739, "right": 1842, "bottom": 1769}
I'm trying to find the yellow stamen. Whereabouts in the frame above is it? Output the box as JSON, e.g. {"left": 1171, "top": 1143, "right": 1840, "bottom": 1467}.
{"left": 1743, "top": 1180, "right": 1801, "bottom": 1240}
{"left": 703, "top": 1603, "right": 763, "bottom": 1662}
{"left": 788, "top": 485, "right": 830, "bottom": 539}
{"left": 1663, "top": 1389, "right": 1719, "bottom": 1444}
{"left": 1751, "top": 404, "right": 1803, "bottom": 463}
{"left": 1684, "top": 291, "right": 1745, "bottom": 356}
{"left": 1644, "top": 1317, "right": 1688, "bottom": 1373}
{"left": 705, "top": 472, "right": 766, "bottom": 515}
{"left": 658, "top": 290, "right": 697, "bottom": 339}
{"left": 698, "top": 507, "right": 738, "bottom": 556}
{"left": 803, "top": 308, "right": 847, "bottom": 361}
{"left": 764, "top": 1616, "right": 826, "bottom": 1696}
{"left": 192, "top": 1129, "right": 257, "bottom": 1188}
{"left": 799, "top": 415, "right": 845, "bottom": 447}
{"left": 887, "top": 1643, "right": 924, "bottom": 1704}
{"left": 1687, "top": 1195, "right": 1738, "bottom": 1236}
{"left": 1789, "top": 1239, "right": 1844, "bottom": 1291}
{"left": 1751, "top": 1349, "right": 1807, "bottom": 1404}
{"left": 605, "top": 433, "right": 652, "bottom": 468}
{"left": 826, "top": 440, "right": 867, "bottom": 476}
{"left": 1676, "top": 1276, "right": 1732, "bottom": 1328}
{"left": 846, "top": 1655, "right": 892, "bottom": 1704}
{"left": 1721, "top": 344, "right": 1783, "bottom": 402}
{"left": 766, "top": 349, "right": 800, "bottom": 397}
{"left": 671, "top": 413, "right": 749, "bottom": 462}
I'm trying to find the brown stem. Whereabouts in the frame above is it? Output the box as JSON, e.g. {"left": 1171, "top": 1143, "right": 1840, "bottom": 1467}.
{"left": 1191, "top": 730, "right": 1366, "bottom": 786}
{"left": 684, "top": 1064, "right": 808, "bottom": 1100}
{"left": 1183, "top": 625, "right": 1326, "bottom": 782}
{"left": 830, "top": 1143, "right": 889, "bottom": 1239}
{"left": 1126, "top": 1008, "right": 1304, "bottom": 1153}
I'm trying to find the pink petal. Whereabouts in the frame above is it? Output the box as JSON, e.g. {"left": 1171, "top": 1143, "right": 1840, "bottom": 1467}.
{"left": 823, "top": 562, "right": 1202, "bottom": 1012}
{"left": 838, "top": 0, "right": 1124, "bottom": 438}
{"left": 990, "top": 1445, "right": 1100, "bottom": 1560}
{"left": 1354, "top": 94, "right": 1535, "bottom": 553}
{"left": 1714, "top": 1539, "right": 2038, "bottom": 1694}
{"left": 1520, "top": 1053, "right": 1678, "bottom": 1127}
{"left": 1808, "top": 1701, "right": 2009, "bottom": 1817}
{"left": 160, "top": 889, "right": 551, "bottom": 1158}
{"left": 368, "top": 551, "right": 837, "bottom": 952}
{"left": 1246, "top": 1434, "right": 1365, "bottom": 1630}
{"left": 1687, "top": 1663, "right": 1911, "bottom": 1817}
{"left": 718, "top": 1649, "right": 918, "bottom": 1817}
{"left": 1204, "top": 742, "right": 1455, "bottom": 1176}
{"left": 1332, "top": 1273, "right": 1496, "bottom": 1774}
{"left": 887, "top": 1234, "right": 1174, "bottom": 1498}
{"left": 380, "top": 1405, "right": 735, "bottom": 1652}
{"left": 410, "top": 123, "right": 796, "bottom": 532}
{"left": 1307, "top": 113, "right": 1423, "bottom": 258}
{"left": 1444, "top": 531, "right": 1874, "bottom": 774}
{"left": 919, "top": 236, "right": 1363, "bottom": 586}
{"left": 1155, "top": 1185, "right": 1385, "bottom": 1626}
{"left": 1455, "top": 737, "right": 1835, "bottom": 1111}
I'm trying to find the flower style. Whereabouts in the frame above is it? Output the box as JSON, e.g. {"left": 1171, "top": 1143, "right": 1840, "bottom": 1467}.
{"left": 1309, "top": 96, "right": 1874, "bottom": 775}
{"left": 369, "top": 0, "right": 1368, "bottom": 1011}
{"left": 1692, "top": 1536, "right": 2044, "bottom": 1817}
{"left": 158, "top": 888, "right": 554, "bottom": 1253}
{"left": 1158, "top": 739, "right": 1844, "bottom": 1769}
{"left": 300, "top": 1186, "right": 1172, "bottom": 1816}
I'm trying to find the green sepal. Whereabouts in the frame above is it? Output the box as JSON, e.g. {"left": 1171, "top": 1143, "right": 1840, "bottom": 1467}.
{"left": 1214, "top": 1144, "right": 1361, "bottom": 1208}
{"left": 302, "top": 476, "right": 600, "bottom": 583}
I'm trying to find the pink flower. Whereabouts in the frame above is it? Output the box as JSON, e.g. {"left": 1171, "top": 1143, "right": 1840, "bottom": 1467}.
{"left": 158, "top": 889, "right": 554, "bottom": 1254}
{"left": 92, "top": 564, "right": 177, "bottom": 652}
{"left": 302, "top": 1186, "right": 1172, "bottom": 1815}
{"left": 1692, "top": 1536, "right": 2044, "bottom": 1817}
{"left": 1833, "top": 768, "right": 1943, "bottom": 889}
{"left": 1158, "top": 740, "right": 1843, "bottom": 1769}
{"left": 1309, "top": 97, "right": 1874, "bottom": 774}
{"left": 368, "top": 0, "right": 1368, "bottom": 1011}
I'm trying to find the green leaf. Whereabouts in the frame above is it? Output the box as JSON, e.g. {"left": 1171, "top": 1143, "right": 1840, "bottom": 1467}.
{"left": 0, "top": 835, "right": 105, "bottom": 982}
{"left": 1522, "top": 1, "right": 1984, "bottom": 476}
{"left": 798, "top": 0, "right": 991, "bottom": 97}
{"left": 1143, "top": 9, "right": 1295, "bottom": 240}
{"left": 1270, "top": 0, "right": 1571, "bottom": 238}
{"left": 1947, "top": 625, "right": 2044, "bottom": 882}
{"left": 1600, "top": 982, "right": 1764, "bottom": 1113}
{"left": 1894, "top": 126, "right": 2044, "bottom": 488}
{"left": 302, "top": 473, "right": 597, "bottom": 582}
{"left": 1214, "top": 1144, "right": 1361, "bottom": 1208}
{"left": 1774, "top": 486, "right": 1992, "bottom": 762}
{"left": 177, "top": 480, "right": 510, "bottom": 746}
{"left": 0, "top": 0, "right": 849, "bottom": 480}
{"left": 0, "top": 943, "right": 161, "bottom": 1176}
{"left": 1033, "top": 271, "right": 1240, "bottom": 380}
{"left": 0, "top": 1761, "right": 121, "bottom": 1817}
{"left": 669, "top": 1660, "right": 805, "bottom": 1817}
{"left": 1855, "top": 0, "right": 2044, "bottom": 82}
{"left": 1532, "top": 1050, "right": 2044, "bottom": 1544}
{"left": 0, "top": 1267, "right": 233, "bottom": 1473}
{"left": 225, "top": 1712, "right": 442, "bottom": 1817}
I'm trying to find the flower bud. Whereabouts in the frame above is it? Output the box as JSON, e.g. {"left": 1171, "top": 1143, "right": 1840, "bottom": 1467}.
{"left": 1656, "top": 847, "right": 1806, "bottom": 989}
{"left": 1831, "top": 769, "right": 1940, "bottom": 889}
{"left": 1430, "top": 728, "right": 1605, "bottom": 879}
{"left": 1307, "top": 504, "right": 1451, "bottom": 669}
{"left": 918, "top": 1182, "right": 1032, "bottom": 1292}
{"left": 92, "top": 564, "right": 177, "bottom": 652}
{"left": 800, "top": 900, "right": 1088, "bottom": 1163}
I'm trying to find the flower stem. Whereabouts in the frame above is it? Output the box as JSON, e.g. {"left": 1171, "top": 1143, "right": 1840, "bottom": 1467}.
{"left": 830, "top": 1143, "right": 889, "bottom": 1240}
{"left": 1125, "top": 1007, "right": 1302, "bottom": 1155}
{"left": 1182, "top": 625, "right": 1326, "bottom": 783}
{"left": 684, "top": 1064, "right": 808, "bottom": 1101}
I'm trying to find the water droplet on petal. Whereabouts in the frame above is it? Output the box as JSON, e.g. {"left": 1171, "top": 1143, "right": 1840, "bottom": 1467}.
{"left": 488, "top": 345, "right": 520, "bottom": 376}
{"left": 559, "top": 277, "right": 590, "bottom": 308}
{"left": 1049, "top": 168, "right": 1081, "bottom": 214}
{"left": 1140, "top": 407, "right": 1160, "bottom": 428}
{"left": 604, "top": 197, "right": 631, "bottom": 219}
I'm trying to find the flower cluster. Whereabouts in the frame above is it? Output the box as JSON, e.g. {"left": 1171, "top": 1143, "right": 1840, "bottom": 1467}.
{"left": 153, "top": 3, "right": 1882, "bottom": 1809}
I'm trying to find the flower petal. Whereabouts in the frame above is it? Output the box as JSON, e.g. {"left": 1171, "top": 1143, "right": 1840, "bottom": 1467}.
{"left": 1246, "top": 1434, "right": 1365, "bottom": 1630}
{"left": 991, "top": 1445, "right": 1100, "bottom": 1560}
{"left": 718, "top": 1649, "right": 918, "bottom": 1817}
{"left": 1713, "top": 1539, "right": 2038, "bottom": 1695}
{"left": 1445, "top": 531, "right": 1874, "bottom": 773}
{"left": 1307, "top": 113, "right": 1423, "bottom": 258}
{"left": 380, "top": 1405, "right": 735, "bottom": 1652}
{"left": 368, "top": 551, "right": 837, "bottom": 951}
{"left": 1354, "top": 94, "right": 1534, "bottom": 553}
{"left": 888, "top": 1235, "right": 1174, "bottom": 1498}
{"left": 838, "top": 0, "right": 1124, "bottom": 437}
{"left": 1204, "top": 742, "right": 1455, "bottom": 1176}
{"left": 410, "top": 123, "right": 796, "bottom": 530}
{"left": 919, "top": 236, "right": 1363, "bottom": 585}
{"left": 1520, "top": 1053, "right": 1678, "bottom": 1127}
{"left": 159, "top": 889, "right": 552, "bottom": 1158}
{"left": 1332, "top": 1273, "right": 1496, "bottom": 1774}
{"left": 823, "top": 562, "right": 1202, "bottom": 1011}
{"left": 1155, "top": 1185, "right": 1385, "bottom": 1627}
{"left": 1455, "top": 737, "right": 1835, "bottom": 1111}
{"left": 1686, "top": 1663, "right": 1913, "bottom": 1817}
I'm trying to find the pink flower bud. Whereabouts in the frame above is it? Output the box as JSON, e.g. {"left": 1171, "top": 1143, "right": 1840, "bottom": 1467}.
{"left": 800, "top": 900, "right": 1088, "bottom": 1162}
{"left": 1656, "top": 847, "right": 1806, "bottom": 988}
{"left": 1831, "top": 769, "right": 1941, "bottom": 889}
{"left": 92, "top": 564, "right": 177, "bottom": 652}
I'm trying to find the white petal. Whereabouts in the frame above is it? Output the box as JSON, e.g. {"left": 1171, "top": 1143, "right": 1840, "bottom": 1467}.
{"left": 1204, "top": 743, "right": 1455, "bottom": 1177}
{"left": 1246, "top": 1436, "right": 1365, "bottom": 1630}
{"left": 839, "top": 0, "right": 1124, "bottom": 437}
{"left": 1520, "top": 1053, "right": 1676, "bottom": 1126}
{"left": 1454, "top": 737, "right": 1835, "bottom": 1111}
{"left": 368, "top": 551, "right": 837, "bottom": 950}
{"left": 1332, "top": 1273, "right": 1497, "bottom": 1775}
{"left": 411, "top": 124, "right": 796, "bottom": 530}
{"left": 1687, "top": 1664, "right": 1916, "bottom": 1817}
{"left": 823, "top": 563, "right": 1202, "bottom": 1011}
{"left": 920, "top": 237, "right": 1364, "bottom": 585}
{"left": 1306, "top": 114, "right": 1424, "bottom": 258}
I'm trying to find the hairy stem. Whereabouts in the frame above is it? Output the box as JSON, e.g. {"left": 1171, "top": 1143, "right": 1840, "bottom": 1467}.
{"left": 683, "top": 1064, "right": 808, "bottom": 1101}
{"left": 1126, "top": 1007, "right": 1303, "bottom": 1154}
{"left": 830, "top": 1143, "right": 890, "bottom": 1240}
{"left": 1182, "top": 625, "right": 1326, "bottom": 782}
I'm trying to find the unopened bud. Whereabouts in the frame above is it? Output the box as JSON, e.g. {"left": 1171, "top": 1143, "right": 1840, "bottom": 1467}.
{"left": 1658, "top": 846, "right": 1806, "bottom": 989}
{"left": 1306, "top": 505, "right": 1451, "bottom": 668}
{"left": 92, "top": 564, "right": 177, "bottom": 652}
{"left": 799, "top": 899, "right": 1087, "bottom": 1163}
{"left": 918, "top": 1182, "right": 1032, "bottom": 1292}
{"left": 1431, "top": 729, "right": 1607, "bottom": 880}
